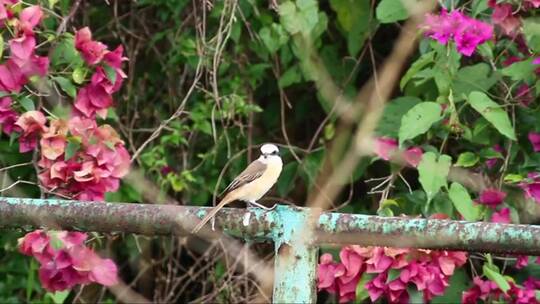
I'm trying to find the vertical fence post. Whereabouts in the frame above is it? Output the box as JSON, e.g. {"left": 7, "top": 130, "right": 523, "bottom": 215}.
{"left": 272, "top": 206, "right": 318, "bottom": 303}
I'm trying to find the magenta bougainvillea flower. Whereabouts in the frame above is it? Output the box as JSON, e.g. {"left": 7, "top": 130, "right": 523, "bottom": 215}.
{"left": 15, "top": 110, "right": 48, "bottom": 152}
{"left": 485, "top": 144, "right": 505, "bottom": 169}
{"left": 0, "top": 97, "right": 19, "bottom": 134}
{"left": 19, "top": 230, "right": 118, "bottom": 292}
{"left": 477, "top": 188, "right": 506, "bottom": 208}
{"left": 462, "top": 276, "right": 540, "bottom": 304}
{"left": 528, "top": 132, "right": 540, "bottom": 152}
{"left": 317, "top": 246, "right": 467, "bottom": 303}
{"left": 422, "top": 10, "right": 493, "bottom": 56}
{"left": 519, "top": 173, "right": 540, "bottom": 204}
{"left": 38, "top": 116, "right": 130, "bottom": 201}
{"left": 73, "top": 29, "right": 127, "bottom": 118}
{"left": 489, "top": 2, "right": 521, "bottom": 35}
{"left": 374, "top": 137, "right": 423, "bottom": 167}
{"left": 491, "top": 207, "right": 510, "bottom": 224}
{"left": 516, "top": 84, "right": 534, "bottom": 107}
{"left": 75, "top": 27, "right": 107, "bottom": 65}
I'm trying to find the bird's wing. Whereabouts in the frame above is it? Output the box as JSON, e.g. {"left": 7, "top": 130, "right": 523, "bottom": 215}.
{"left": 219, "top": 159, "right": 267, "bottom": 197}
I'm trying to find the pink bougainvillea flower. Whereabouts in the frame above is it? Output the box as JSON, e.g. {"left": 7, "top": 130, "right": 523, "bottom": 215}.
{"left": 374, "top": 137, "right": 398, "bottom": 160}
{"left": 528, "top": 132, "right": 540, "bottom": 152}
{"left": 515, "top": 255, "right": 529, "bottom": 269}
{"left": 519, "top": 173, "right": 540, "bottom": 204}
{"left": 74, "top": 84, "right": 113, "bottom": 118}
{"left": 491, "top": 207, "right": 511, "bottom": 223}
{"left": 403, "top": 147, "right": 423, "bottom": 167}
{"left": 0, "top": 59, "right": 27, "bottom": 92}
{"left": 0, "top": 96, "right": 20, "bottom": 134}
{"left": 18, "top": 230, "right": 54, "bottom": 263}
{"left": 75, "top": 27, "right": 107, "bottom": 65}
{"left": 533, "top": 57, "right": 540, "bottom": 65}
{"left": 516, "top": 84, "right": 534, "bottom": 107}
{"left": 491, "top": 3, "right": 521, "bottom": 35}
{"left": 525, "top": 0, "right": 540, "bottom": 8}
{"left": 19, "top": 230, "right": 118, "bottom": 292}
{"left": 9, "top": 35, "right": 36, "bottom": 65}
{"left": 477, "top": 188, "right": 506, "bottom": 207}
{"left": 16, "top": 5, "right": 42, "bottom": 35}
{"left": 318, "top": 246, "right": 467, "bottom": 303}
{"left": 422, "top": 10, "right": 492, "bottom": 56}
{"left": 485, "top": 144, "right": 504, "bottom": 169}
{"left": 19, "top": 55, "right": 49, "bottom": 77}
{"left": 462, "top": 276, "right": 500, "bottom": 304}
{"left": 15, "top": 110, "right": 48, "bottom": 152}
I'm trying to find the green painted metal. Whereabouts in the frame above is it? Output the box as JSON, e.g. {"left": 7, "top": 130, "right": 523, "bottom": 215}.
{"left": 271, "top": 206, "right": 317, "bottom": 303}
{"left": 2, "top": 197, "right": 540, "bottom": 303}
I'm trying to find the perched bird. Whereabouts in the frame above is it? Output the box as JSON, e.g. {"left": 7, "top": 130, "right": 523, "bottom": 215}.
{"left": 191, "top": 143, "right": 283, "bottom": 233}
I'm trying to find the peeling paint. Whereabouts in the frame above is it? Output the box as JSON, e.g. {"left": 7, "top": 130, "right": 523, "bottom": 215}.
{"left": 3, "top": 198, "right": 540, "bottom": 303}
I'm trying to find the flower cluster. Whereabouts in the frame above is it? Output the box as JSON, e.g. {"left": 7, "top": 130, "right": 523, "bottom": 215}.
{"left": 462, "top": 276, "right": 540, "bottom": 304}
{"left": 74, "top": 27, "right": 127, "bottom": 118}
{"left": 317, "top": 246, "right": 467, "bottom": 303}
{"left": 374, "top": 137, "right": 423, "bottom": 167}
{"left": 421, "top": 10, "right": 493, "bottom": 56}
{"left": 0, "top": 2, "right": 49, "bottom": 139}
{"left": 519, "top": 173, "right": 540, "bottom": 204}
{"left": 18, "top": 230, "right": 118, "bottom": 292}
{"left": 0, "top": 0, "right": 131, "bottom": 295}
{"left": 38, "top": 116, "right": 130, "bottom": 201}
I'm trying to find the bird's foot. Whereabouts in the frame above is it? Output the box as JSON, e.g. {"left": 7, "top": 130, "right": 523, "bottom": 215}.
{"left": 248, "top": 201, "right": 277, "bottom": 211}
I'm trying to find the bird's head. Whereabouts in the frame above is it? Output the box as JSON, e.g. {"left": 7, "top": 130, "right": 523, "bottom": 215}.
{"left": 260, "top": 143, "right": 280, "bottom": 161}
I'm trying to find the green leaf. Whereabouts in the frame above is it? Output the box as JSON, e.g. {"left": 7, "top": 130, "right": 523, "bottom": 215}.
{"left": 355, "top": 273, "right": 374, "bottom": 302}
{"left": 279, "top": 65, "right": 302, "bottom": 88}
{"left": 376, "top": 0, "right": 408, "bottom": 23}
{"left": 448, "top": 182, "right": 482, "bottom": 221}
{"left": 398, "top": 102, "right": 442, "bottom": 146}
{"left": 452, "top": 63, "right": 498, "bottom": 101}
{"left": 386, "top": 269, "right": 401, "bottom": 283}
{"left": 400, "top": 51, "right": 434, "bottom": 90}
{"left": 468, "top": 91, "right": 516, "bottom": 140}
{"left": 45, "top": 291, "right": 70, "bottom": 304}
{"left": 455, "top": 152, "right": 479, "bottom": 167}
{"left": 72, "top": 67, "right": 87, "bottom": 84}
{"left": 501, "top": 59, "right": 536, "bottom": 82}
{"left": 278, "top": 0, "right": 320, "bottom": 36}
{"left": 330, "top": 0, "right": 374, "bottom": 56}
{"left": 52, "top": 76, "right": 76, "bottom": 98}
{"left": 18, "top": 96, "right": 35, "bottom": 111}
{"left": 504, "top": 174, "right": 523, "bottom": 183}
{"left": 483, "top": 264, "right": 510, "bottom": 293}
{"left": 51, "top": 36, "right": 83, "bottom": 67}
{"left": 65, "top": 137, "right": 81, "bottom": 161}
{"left": 408, "top": 287, "right": 424, "bottom": 304}
{"left": 103, "top": 64, "right": 117, "bottom": 84}
{"left": 523, "top": 18, "right": 540, "bottom": 53}
{"left": 377, "top": 96, "right": 421, "bottom": 138}
{"left": 26, "top": 259, "right": 37, "bottom": 301}
{"left": 259, "top": 24, "right": 289, "bottom": 54}
{"left": 418, "top": 152, "right": 452, "bottom": 203}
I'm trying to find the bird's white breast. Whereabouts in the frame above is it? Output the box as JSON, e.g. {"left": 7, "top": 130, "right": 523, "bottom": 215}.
{"left": 238, "top": 156, "right": 282, "bottom": 202}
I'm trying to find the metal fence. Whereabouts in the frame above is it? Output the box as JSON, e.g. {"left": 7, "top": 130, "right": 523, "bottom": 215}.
{"left": 2, "top": 197, "right": 540, "bottom": 303}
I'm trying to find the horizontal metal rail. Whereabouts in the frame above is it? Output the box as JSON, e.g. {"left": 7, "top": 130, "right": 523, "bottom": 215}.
{"left": 1, "top": 197, "right": 539, "bottom": 254}
{"left": 2, "top": 197, "right": 540, "bottom": 302}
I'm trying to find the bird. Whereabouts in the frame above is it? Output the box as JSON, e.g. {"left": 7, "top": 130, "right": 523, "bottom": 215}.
{"left": 191, "top": 143, "right": 283, "bottom": 233}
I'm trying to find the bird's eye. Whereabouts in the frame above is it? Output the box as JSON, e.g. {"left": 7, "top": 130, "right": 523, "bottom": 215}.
{"left": 272, "top": 151, "right": 278, "bottom": 155}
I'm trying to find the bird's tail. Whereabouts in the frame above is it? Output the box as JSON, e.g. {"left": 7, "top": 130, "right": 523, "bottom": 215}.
{"left": 191, "top": 194, "right": 235, "bottom": 233}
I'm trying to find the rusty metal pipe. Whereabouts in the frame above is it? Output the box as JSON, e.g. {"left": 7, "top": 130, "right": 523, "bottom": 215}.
{"left": 1, "top": 198, "right": 540, "bottom": 255}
